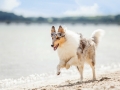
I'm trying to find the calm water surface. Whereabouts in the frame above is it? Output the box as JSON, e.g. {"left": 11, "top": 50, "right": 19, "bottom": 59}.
{"left": 0, "top": 24, "right": 120, "bottom": 79}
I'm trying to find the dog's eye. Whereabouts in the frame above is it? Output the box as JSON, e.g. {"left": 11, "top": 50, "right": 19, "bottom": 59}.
{"left": 51, "top": 34, "right": 53, "bottom": 37}
{"left": 59, "top": 33, "right": 61, "bottom": 36}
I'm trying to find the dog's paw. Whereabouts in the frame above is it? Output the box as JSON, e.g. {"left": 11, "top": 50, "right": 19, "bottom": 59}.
{"left": 77, "top": 80, "right": 83, "bottom": 84}
{"left": 57, "top": 72, "right": 60, "bottom": 75}
{"left": 80, "top": 80, "right": 83, "bottom": 83}
{"left": 93, "top": 78, "right": 96, "bottom": 81}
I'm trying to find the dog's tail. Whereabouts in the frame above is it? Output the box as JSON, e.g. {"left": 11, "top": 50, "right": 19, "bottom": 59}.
{"left": 91, "top": 29, "right": 105, "bottom": 47}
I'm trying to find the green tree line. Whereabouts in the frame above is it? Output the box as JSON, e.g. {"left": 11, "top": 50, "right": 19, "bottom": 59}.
{"left": 0, "top": 11, "right": 120, "bottom": 24}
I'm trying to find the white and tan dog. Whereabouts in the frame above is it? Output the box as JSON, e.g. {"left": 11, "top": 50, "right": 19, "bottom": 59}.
{"left": 51, "top": 26, "right": 104, "bottom": 82}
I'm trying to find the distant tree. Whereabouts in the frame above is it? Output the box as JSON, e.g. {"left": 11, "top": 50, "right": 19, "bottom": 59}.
{"left": 0, "top": 11, "right": 120, "bottom": 24}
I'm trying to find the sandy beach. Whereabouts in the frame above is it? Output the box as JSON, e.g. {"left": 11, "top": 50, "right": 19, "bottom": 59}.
{"left": 38, "top": 71, "right": 120, "bottom": 90}
{"left": 6, "top": 70, "right": 120, "bottom": 90}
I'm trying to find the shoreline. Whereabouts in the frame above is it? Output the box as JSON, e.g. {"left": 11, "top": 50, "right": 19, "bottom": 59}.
{"left": 7, "top": 70, "right": 120, "bottom": 90}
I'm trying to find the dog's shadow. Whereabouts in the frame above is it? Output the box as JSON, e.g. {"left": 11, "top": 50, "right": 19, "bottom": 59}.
{"left": 57, "top": 77, "right": 111, "bottom": 88}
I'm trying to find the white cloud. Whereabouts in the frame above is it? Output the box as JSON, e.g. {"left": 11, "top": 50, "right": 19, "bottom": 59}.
{"left": 64, "top": 3, "right": 102, "bottom": 16}
{"left": 0, "top": 0, "right": 20, "bottom": 12}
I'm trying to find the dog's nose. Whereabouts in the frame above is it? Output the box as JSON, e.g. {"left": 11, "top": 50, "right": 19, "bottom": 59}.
{"left": 51, "top": 45, "right": 54, "bottom": 47}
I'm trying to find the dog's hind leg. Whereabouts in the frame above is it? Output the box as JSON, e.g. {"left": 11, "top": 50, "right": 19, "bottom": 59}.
{"left": 77, "top": 64, "right": 84, "bottom": 82}
{"left": 88, "top": 59, "right": 96, "bottom": 81}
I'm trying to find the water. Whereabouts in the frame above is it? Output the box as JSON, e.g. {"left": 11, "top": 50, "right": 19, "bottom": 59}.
{"left": 0, "top": 23, "right": 58, "bottom": 79}
{"left": 0, "top": 23, "right": 120, "bottom": 82}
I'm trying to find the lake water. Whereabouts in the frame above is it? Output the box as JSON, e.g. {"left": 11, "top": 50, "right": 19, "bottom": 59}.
{"left": 0, "top": 23, "right": 120, "bottom": 81}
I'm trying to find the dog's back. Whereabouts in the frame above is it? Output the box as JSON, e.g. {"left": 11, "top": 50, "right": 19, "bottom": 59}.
{"left": 77, "top": 29, "right": 105, "bottom": 61}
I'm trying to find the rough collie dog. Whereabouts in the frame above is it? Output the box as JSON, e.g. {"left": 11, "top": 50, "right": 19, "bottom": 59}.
{"left": 51, "top": 25, "right": 104, "bottom": 82}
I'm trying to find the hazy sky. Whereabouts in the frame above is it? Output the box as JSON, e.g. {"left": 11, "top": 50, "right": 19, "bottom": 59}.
{"left": 0, "top": 0, "right": 120, "bottom": 17}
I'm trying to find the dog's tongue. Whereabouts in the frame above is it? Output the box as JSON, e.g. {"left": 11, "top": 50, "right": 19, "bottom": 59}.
{"left": 54, "top": 47, "right": 57, "bottom": 51}
{"left": 53, "top": 44, "right": 59, "bottom": 51}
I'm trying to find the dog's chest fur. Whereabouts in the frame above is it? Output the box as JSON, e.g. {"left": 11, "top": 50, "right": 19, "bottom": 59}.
{"left": 57, "top": 32, "right": 80, "bottom": 62}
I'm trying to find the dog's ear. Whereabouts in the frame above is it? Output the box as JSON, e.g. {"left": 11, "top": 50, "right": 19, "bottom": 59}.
{"left": 79, "top": 33, "right": 83, "bottom": 39}
{"left": 51, "top": 26, "right": 56, "bottom": 33}
{"left": 58, "top": 25, "right": 65, "bottom": 33}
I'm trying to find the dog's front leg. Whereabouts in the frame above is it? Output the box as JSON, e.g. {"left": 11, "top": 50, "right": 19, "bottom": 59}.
{"left": 57, "top": 64, "right": 61, "bottom": 75}
{"left": 66, "top": 56, "right": 84, "bottom": 82}
{"left": 57, "top": 61, "right": 66, "bottom": 75}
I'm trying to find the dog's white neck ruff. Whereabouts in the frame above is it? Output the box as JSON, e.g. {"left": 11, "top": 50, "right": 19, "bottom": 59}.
{"left": 57, "top": 29, "right": 80, "bottom": 62}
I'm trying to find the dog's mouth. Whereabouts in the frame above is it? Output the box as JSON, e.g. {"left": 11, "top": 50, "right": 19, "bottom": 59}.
{"left": 54, "top": 44, "right": 59, "bottom": 51}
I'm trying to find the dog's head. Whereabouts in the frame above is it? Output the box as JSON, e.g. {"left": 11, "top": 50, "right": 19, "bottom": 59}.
{"left": 51, "top": 25, "right": 66, "bottom": 51}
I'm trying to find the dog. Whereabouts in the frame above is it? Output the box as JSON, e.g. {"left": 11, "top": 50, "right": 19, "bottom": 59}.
{"left": 51, "top": 25, "right": 104, "bottom": 82}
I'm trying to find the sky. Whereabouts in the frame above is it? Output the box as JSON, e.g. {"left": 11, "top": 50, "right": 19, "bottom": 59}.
{"left": 0, "top": 0, "right": 120, "bottom": 17}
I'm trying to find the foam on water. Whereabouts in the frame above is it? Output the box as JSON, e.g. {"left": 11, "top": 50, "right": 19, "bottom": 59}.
{"left": 0, "top": 63, "right": 120, "bottom": 90}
